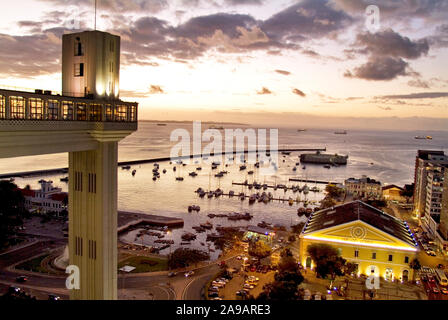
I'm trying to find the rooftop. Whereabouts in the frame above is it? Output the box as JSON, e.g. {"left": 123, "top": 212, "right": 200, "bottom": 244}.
{"left": 302, "top": 200, "right": 417, "bottom": 247}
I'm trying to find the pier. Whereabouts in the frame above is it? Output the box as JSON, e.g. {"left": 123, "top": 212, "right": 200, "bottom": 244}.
{"left": 0, "top": 147, "right": 326, "bottom": 179}
{"left": 118, "top": 211, "right": 184, "bottom": 234}
{"left": 289, "top": 178, "right": 339, "bottom": 185}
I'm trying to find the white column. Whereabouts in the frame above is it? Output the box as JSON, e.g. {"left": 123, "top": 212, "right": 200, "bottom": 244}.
{"left": 69, "top": 141, "right": 118, "bottom": 300}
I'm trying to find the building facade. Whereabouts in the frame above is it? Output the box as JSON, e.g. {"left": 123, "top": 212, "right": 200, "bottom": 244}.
{"left": 21, "top": 180, "right": 67, "bottom": 215}
{"left": 382, "top": 185, "right": 405, "bottom": 202}
{"left": 413, "top": 150, "right": 448, "bottom": 219}
{"left": 345, "top": 176, "right": 382, "bottom": 200}
{"left": 300, "top": 201, "right": 418, "bottom": 282}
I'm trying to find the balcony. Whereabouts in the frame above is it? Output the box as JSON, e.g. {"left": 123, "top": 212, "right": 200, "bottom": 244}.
{"left": 0, "top": 88, "right": 138, "bottom": 126}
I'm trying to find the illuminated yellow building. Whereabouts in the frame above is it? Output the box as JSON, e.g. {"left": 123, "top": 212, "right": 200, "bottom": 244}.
{"left": 300, "top": 201, "right": 418, "bottom": 282}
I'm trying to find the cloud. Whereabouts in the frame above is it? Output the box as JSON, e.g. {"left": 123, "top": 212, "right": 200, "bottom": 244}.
{"left": 223, "top": 0, "right": 264, "bottom": 5}
{"left": 333, "top": 0, "right": 448, "bottom": 23}
{"left": 353, "top": 29, "right": 429, "bottom": 60}
{"left": 292, "top": 88, "right": 306, "bottom": 97}
{"left": 261, "top": 0, "right": 354, "bottom": 41}
{"left": 378, "top": 92, "right": 448, "bottom": 100}
{"left": 345, "top": 56, "right": 410, "bottom": 81}
{"left": 39, "top": 0, "right": 169, "bottom": 14}
{"left": 408, "top": 79, "right": 431, "bottom": 89}
{"left": 275, "top": 70, "right": 291, "bottom": 76}
{"left": 257, "top": 87, "right": 273, "bottom": 95}
{"left": 0, "top": 32, "right": 61, "bottom": 77}
{"left": 149, "top": 85, "right": 165, "bottom": 94}
{"left": 378, "top": 106, "right": 393, "bottom": 111}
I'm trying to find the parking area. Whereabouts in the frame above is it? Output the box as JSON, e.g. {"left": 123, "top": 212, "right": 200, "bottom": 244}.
{"left": 419, "top": 266, "right": 448, "bottom": 300}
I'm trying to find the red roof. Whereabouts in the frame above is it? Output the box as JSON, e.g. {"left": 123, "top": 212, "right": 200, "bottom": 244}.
{"left": 50, "top": 193, "right": 68, "bottom": 201}
{"left": 19, "top": 188, "right": 35, "bottom": 197}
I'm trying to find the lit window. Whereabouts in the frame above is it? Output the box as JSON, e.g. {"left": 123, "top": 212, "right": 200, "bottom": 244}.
{"left": 10, "top": 96, "right": 25, "bottom": 119}
{"left": 0, "top": 95, "right": 5, "bottom": 119}
{"left": 76, "top": 103, "right": 87, "bottom": 121}
{"left": 89, "top": 104, "right": 102, "bottom": 121}
{"left": 105, "top": 104, "right": 113, "bottom": 121}
{"left": 74, "top": 63, "right": 84, "bottom": 77}
{"left": 62, "top": 101, "right": 74, "bottom": 120}
{"left": 130, "top": 105, "right": 137, "bottom": 122}
{"left": 115, "top": 105, "right": 127, "bottom": 122}
{"left": 47, "top": 100, "right": 59, "bottom": 120}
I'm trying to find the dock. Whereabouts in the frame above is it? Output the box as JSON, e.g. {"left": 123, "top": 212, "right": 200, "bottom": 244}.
{"left": 117, "top": 211, "right": 184, "bottom": 234}
{"left": 0, "top": 147, "right": 326, "bottom": 179}
{"left": 289, "top": 178, "right": 339, "bottom": 185}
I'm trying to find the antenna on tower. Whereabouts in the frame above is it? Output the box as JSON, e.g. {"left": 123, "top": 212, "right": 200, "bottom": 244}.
{"left": 94, "top": 0, "right": 97, "bottom": 30}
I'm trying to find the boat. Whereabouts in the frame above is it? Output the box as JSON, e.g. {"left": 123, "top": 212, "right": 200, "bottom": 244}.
{"left": 288, "top": 198, "right": 294, "bottom": 206}
{"left": 200, "top": 222, "right": 213, "bottom": 230}
{"left": 297, "top": 129, "right": 307, "bottom": 132}
{"left": 157, "top": 123, "right": 167, "bottom": 126}
{"left": 302, "top": 166, "right": 306, "bottom": 170}
{"left": 334, "top": 130, "right": 347, "bottom": 135}
{"left": 293, "top": 167, "right": 297, "bottom": 172}
{"left": 240, "top": 165, "right": 247, "bottom": 171}
{"left": 208, "top": 191, "right": 214, "bottom": 198}
{"left": 163, "top": 169, "right": 167, "bottom": 174}
{"left": 229, "top": 191, "right": 235, "bottom": 197}
{"left": 176, "top": 177, "right": 184, "bottom": 181}
{"left": 132, "top": 170, "right": 137, "bottom": 176}
{"left": 196, "top": 167, "right": 202, "bottom": 171}
{"left": 121, "top": 165, "right": 131, "bottom": 170}
{"left": 248, "top": 170, "right": 254, "bottom": 175}
{"left": 60, "top": 177, "right": 69, "bottom": 182}
{"left": 152, "top": 177, "right": 157, "bottom": 181}
{"left": 281, "top": 151, "right": 291, "bottom": 156}
{"left": 249, "top": 195, "right": 256, "bottom": 205}
{"left": 415, "top": 136, "right": 433, "bottom": 140}
{"left": 311, "top": 186, "right": 320, "bottom": 192}
{"left": 189, "top": 172, "right": 198, "bottom": 177}
{"left": 324, "top": 164, "right": 331, "bottom": 169}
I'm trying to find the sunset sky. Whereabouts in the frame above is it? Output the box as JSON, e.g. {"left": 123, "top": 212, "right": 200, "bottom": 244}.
{"left": 0, "top": 0, "right": 447, "bottom": 129}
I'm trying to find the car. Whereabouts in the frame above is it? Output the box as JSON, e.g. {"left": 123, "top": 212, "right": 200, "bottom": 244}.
{"left": 212, "top": 282, "right": 224, "bottom": 288}
{"left": 243, "top": 284, "right": 255, "bottom": 289}
{"left": 168, "top": 272, "right": 177, "bottom": 278}
{"left": 236, "top": 290, "right": 247, "bottom": 296}
{"left": 209, "top": 286, "right": 219, "bottom": 292}
{"left": 48, "top": 294, "right": 60, "bottom": 301}
{"left": 433, "top": 287, "right": 440, "bottom": 294}
{"left": 248, "top": 276, "right": 259, "bottom": 281}
{"left": 428, "top": 251, "right": 437, "bottom": 257}
{"left": 236, "top": 256, "right": 242, "bottom": 260}
{"left": 208, "top": 292, "right": 219, "bottom": 298}
{"left": 15, "top": 276, "right": 28, "bottom": 283}
{"left": 250, "top": 266, "right": 256, "bottom": 272}
{"left": 428, "top": 276, "right": 436, "bottom": 283}
{"left": 441, "top": 288, "right": 448, "bottom": 295}
{"left": 212, "top": 297, "right": 223, "bottom": 300}
{"left": 184, "top": 271, "right": 194, "bottom": 277}
{"left": 8, "top": 286, "right": 21, "bottom": 294}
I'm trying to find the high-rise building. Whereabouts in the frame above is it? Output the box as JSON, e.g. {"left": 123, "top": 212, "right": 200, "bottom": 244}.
{"left": 423, "top": 163, "right": 446, "bottom": 235}
{"left": 413, "top": 150, "right": 448, "bottom": 219}
{"left": 435, "top": 166, "right": 448, "bottom": 253}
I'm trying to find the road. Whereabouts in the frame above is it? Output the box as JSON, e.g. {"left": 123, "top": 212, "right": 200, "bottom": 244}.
{"left": 0, "top": 238, "right": 239, "bottom": 300}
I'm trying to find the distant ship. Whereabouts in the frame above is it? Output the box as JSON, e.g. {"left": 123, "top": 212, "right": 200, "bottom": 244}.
{"left": 415, "top": 136, "right": 432, "bottom": 140}
{"left": 297, "top": 129, "right": 307, "bottom": 132}
{"left": 334, "top": 130, "right": 347, "bottom": 135}
{"left": 157, "top": 123, "right": 167, "bottom": 126}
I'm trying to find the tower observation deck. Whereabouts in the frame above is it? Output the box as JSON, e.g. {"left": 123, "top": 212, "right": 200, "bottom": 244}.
{"left": 0, "top": 30, "right": 139, "bottom": 300}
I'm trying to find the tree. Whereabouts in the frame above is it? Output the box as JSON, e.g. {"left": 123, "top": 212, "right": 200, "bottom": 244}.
{"left": 249, "top": 240, "right": 271, "bottom": 258}
{"left": 320, "top": 197, "right": 337, "bottom": 210}
{"left": 168, "top": 248, "right": 209, "bottom": 269}
{"left": 291, "top": 223, "right": 305, "bottom": 234}
{"left": 0, "top": 181, "right": 26, "bottom": 249}
{"left": 409, "top": 258, "right": 421, "bottom": 271}
{"left": 257, "top": 252, "right": 304, "bottom": 301}
{"left": 307, "top": 243, "right": 347, "bottom": 279}
{"left": 325, "top": 184, "right": 344, "bottom": 198}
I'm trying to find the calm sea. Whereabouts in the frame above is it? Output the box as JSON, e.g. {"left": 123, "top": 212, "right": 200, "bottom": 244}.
{"left": 1, "top": 122, "right": 447, "bottom": 258}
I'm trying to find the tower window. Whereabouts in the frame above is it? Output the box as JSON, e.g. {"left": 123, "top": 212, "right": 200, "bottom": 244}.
{"left": 75, "top": 39, "right": 84, "bottom": 56}
{"left": 74, "top": 63, "right": 84, "bottom": 77}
